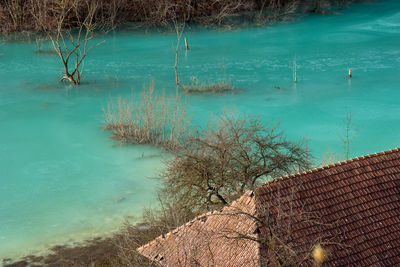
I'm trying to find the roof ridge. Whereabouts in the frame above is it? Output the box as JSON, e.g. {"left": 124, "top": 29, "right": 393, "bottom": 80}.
{"left": 260, "top": 147, "right": 400, "bottom": 189}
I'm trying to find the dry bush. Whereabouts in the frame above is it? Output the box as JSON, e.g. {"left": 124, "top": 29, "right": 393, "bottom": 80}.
{"left": 134, "top": 0, "right": 186, "bottom": 28}
{"left": 182, "top": 77, "right": 235, "bottom": 94}
{"left": 256, "top": 0, "right": 300, "bottom": 25}
{"left": 103, "top": 82, "right": 191, "bottom": 151}
{"left": 161, "top": 113, "right": 311, "bottom": 213}
{"left": 0, "top": 0, "right": 35, "bottom": 34}
{"left": 95, "top": 0, "right": 125, "bottom": 30}
{"left": 182, "top": 64, "right": 238, "bottom": 94}
{"left": 193, "top": 0, "right": 256, "bottom": 25}
{"left": 116, "top": 201, "right": 196, "bottom": 266}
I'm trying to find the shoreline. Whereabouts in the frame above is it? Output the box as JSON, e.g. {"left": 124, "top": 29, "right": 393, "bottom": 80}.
{"left": 3, "top": 235, "right": 121, "bottom": 267}
{"left": 2, "top": 232, "right": 115, "bottom": 266}
{"left": 0, "top": 0, "right": 357, "bottom": 35}
{"left": 4, "top": 220, "right": 154, "bottom": 267}
{"left": 1, "top": 221, "right": 135, "bottom": 266}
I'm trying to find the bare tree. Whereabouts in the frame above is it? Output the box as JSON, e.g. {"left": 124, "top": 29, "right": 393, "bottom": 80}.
{"left": 32, "top": 0, "right": 102, "bottom": 85}
{"left": 173, "top": 19, "right": 185, "bottom": 87}
{"left": 161, "top": 113, "right": 311, "bottom": 213}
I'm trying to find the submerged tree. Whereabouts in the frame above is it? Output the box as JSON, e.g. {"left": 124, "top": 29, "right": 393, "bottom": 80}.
{"left": 161, "top": 113, "right": 311, "bottom": 212}
{"left": 173, "top": 19, "right": 185, "bottom": 87}
{"left": 32, "top": 0, "right": 102, "bottom": 85}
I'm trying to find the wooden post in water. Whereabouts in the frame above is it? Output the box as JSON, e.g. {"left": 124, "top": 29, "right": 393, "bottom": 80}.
{"left": 348, "top": 68, "right": 352, "bottom": 78}
{"left": 184, "top": 38, "right": 189, "bottom": 50}
{"left": 293, "top": 56, "right": 297, "bottom": 83}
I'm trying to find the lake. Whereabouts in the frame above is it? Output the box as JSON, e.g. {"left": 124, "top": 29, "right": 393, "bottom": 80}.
{"left": 1, "top": 0, "right": 399, "bottom": 260}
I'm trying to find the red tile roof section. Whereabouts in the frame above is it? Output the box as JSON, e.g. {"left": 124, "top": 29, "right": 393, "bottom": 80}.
{"left": 256, "top": 147, "right": 400, "bottom": 266}
{"left": 137, "top": 191, "right": 260, "bottom": 267}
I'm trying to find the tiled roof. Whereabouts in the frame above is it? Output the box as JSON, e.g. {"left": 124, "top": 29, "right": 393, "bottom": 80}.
{"left": 256, "top": 147, "right": 400, "bottom": 266}
{"left": 137, "top": 191, "right": 260, "bottom": 266}
{"left": 138, "top": 148, "right": 400, "bottom": 266}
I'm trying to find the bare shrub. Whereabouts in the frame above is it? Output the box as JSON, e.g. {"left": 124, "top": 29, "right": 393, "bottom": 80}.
{"left": 96, "top": 0, "right": 125, "bottom": 30}
{"left": 182, "top": 77, "right": 236, "bottom": 94}
{"left": 116, "top": 200, "right": 196, "bottom": 266}
{"left": 192, "top": 0, "right": 256, "bottom": 25}
{"left": 135, "top": 0, "right": 185, "bottom": 28}
{"left": 182, "top": 64, "right": 239, "bottom": 94}
{"left": 103, "top": 82, "right": 191, "bottom": 150}
{"left": 161, "top": 112, "right": 311, "bottom": 213}
{"left": 256, "top": 0, "right": 300, "bottom": 25}
{"left": 1, "top": 0, "right": 29, "bottom": 33}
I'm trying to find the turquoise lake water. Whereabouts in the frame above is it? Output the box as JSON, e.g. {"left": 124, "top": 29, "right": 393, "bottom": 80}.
{"left": 1, "top": 0, "right": 400, "bottom": 260}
